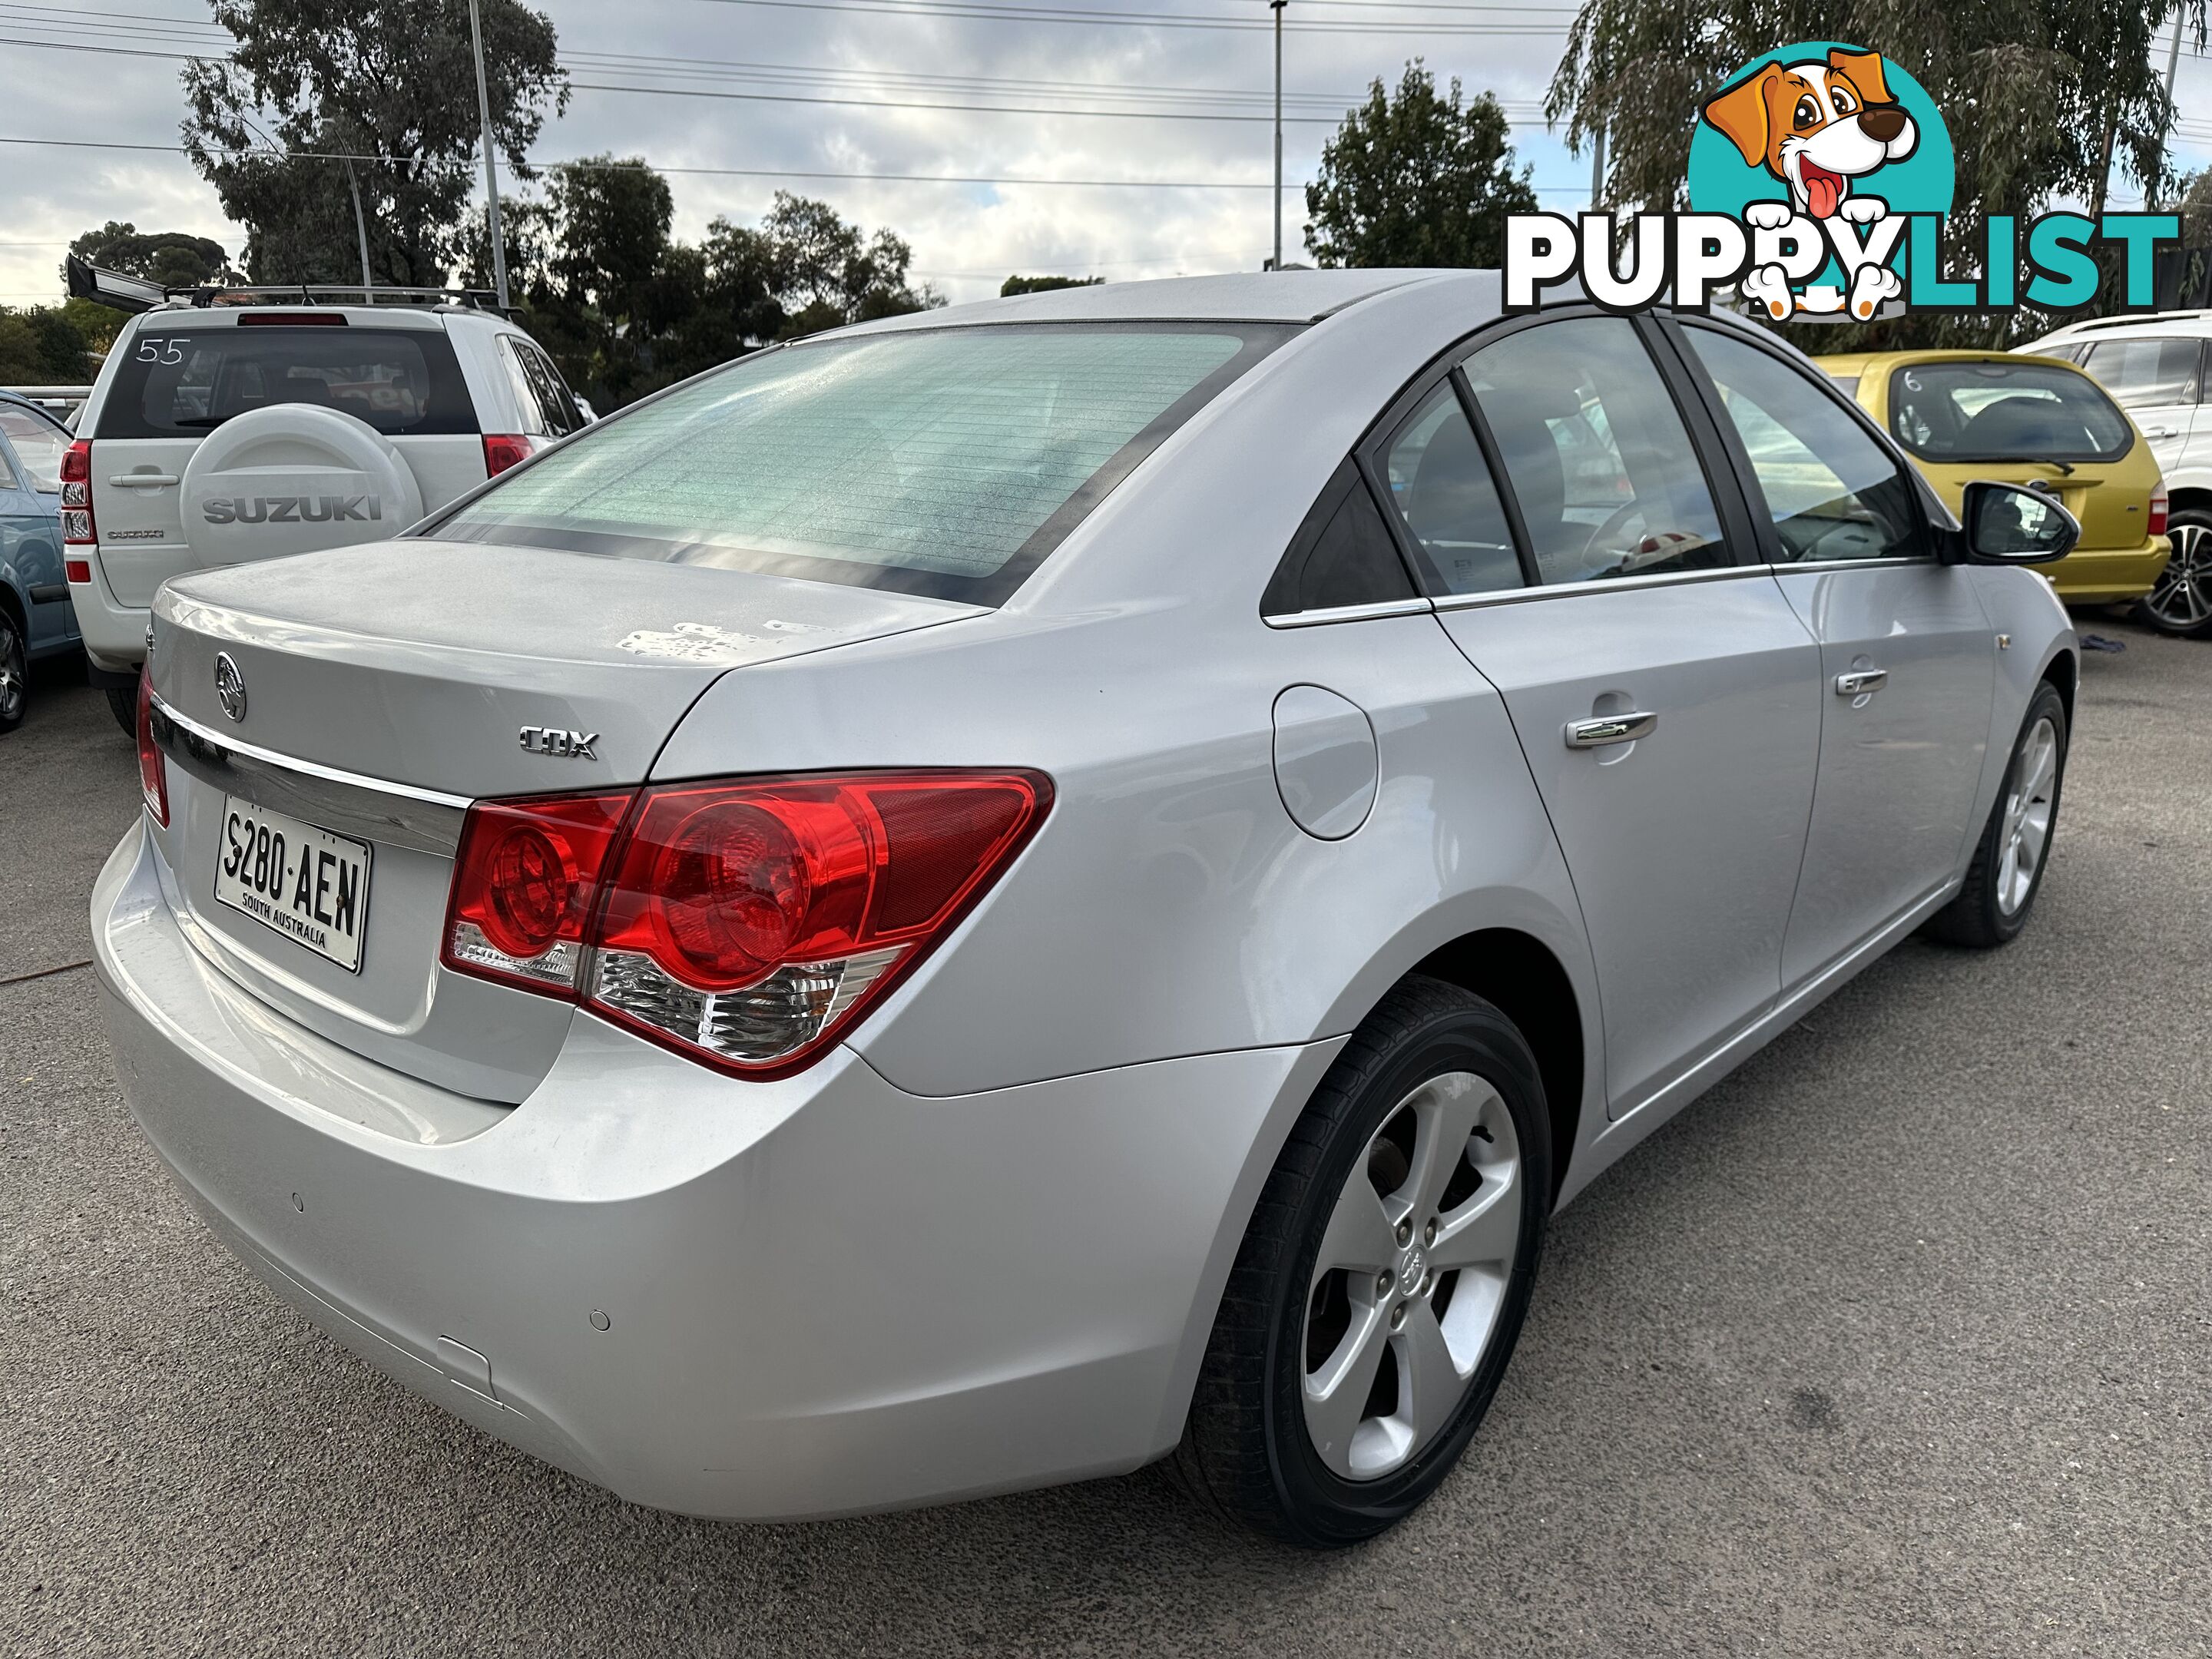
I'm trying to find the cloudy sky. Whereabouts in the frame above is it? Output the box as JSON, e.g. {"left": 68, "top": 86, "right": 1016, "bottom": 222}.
{"left": 2, "top": 0, "right": 2207, "bottom": 313}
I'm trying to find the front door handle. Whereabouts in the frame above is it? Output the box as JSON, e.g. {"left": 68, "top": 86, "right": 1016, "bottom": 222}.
{"left": 1835, "top": 668, "right": 1888, "bottom": 697}
{"left": 1565, "top": 711, "right": 1657, "bottom": 749}
{"left": 108, "top": 473, "right": 180, "bottom": 488}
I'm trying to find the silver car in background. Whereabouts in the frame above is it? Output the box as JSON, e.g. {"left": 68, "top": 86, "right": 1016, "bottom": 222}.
{"left": 94, "top": 272, "right": 2079, "bottom": 1546}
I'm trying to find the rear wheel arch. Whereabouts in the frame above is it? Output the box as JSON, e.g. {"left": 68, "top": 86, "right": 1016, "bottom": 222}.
{"left": 2166, "top": 485, "right": 2212, "bottom": 517}
{"left": 1402, "top": 929, "right": 1585, "bottom": 1204}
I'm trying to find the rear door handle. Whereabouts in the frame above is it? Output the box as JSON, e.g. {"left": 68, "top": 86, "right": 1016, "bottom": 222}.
{"left": 2142, "top": 426, "right": 2177, "bottom": 439}
{"left": 1565, "top": 711, "right": 1657, "bottom": 748}
{"left": 108, "top": 473, "right": 180, "bottom": 488}
{"left": 1835, "top": 668, "right": 1888, "bottom": 697}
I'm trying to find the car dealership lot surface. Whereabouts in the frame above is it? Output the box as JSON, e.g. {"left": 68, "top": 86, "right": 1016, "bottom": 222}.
{"left": 4, "top": 629, "right": 2207, "bottom": 1658}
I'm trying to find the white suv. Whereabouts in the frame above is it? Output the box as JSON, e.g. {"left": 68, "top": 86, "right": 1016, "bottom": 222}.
{"left": 61, "top": 280, "right": 590, "bottom": 726}
{"left": 2018, "top": 313, "right": 2210, "bottom": 634}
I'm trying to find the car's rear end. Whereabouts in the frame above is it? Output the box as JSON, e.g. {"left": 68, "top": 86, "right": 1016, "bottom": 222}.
{"left": 62, "top": 306, "right": 531, "bottom": 684}
{"left": 1856, "top": 351, "right": 2170, "bottom": 605}
{"left": 91, "top": 308, "right": 1334, "bottom": 1518}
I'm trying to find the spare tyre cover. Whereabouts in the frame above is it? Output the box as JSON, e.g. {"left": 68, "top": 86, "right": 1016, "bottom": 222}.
{"left": 181, "top": 402, "right": 426, "bottom": 568}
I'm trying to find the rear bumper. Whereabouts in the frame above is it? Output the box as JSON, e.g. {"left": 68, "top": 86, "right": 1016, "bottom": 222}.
{"left": 67, "top": 552, "right": 148, "bottom": 672}
{"left": 2046, "top": 535, "right": 2171, "bottom": 607}
{"left": 92, "top": 820, "right": 1333, "bottom": 1520}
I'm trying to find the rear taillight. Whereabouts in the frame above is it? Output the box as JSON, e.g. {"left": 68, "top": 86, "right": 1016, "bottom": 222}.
{"left": 135, "top": 669, "right": 167, "bottom": 826}
{"left": 2149, "top": 485, "right": 2169, "bottom": 540}
{"left": 441, "top": 770, "right": 1051, "bottom": 1077}
{"left": 65, "top": 558, "right": 91, "bottom": 585}
{"left": 443, "top": 791, "right": 631, "bottom": 992}
{"left": 61, "top": 440, "right": 93, "bottom": 545}
{"left": 482, "top": 434, "right": 532, "bottom": 478}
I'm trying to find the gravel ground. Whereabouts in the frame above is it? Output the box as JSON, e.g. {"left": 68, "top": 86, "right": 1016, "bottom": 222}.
{"left": 3, "top": 624, "right": 2207, "bottom": 1658}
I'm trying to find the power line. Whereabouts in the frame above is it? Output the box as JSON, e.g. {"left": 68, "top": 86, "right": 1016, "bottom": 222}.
{"left": 0, "top": 133, "right": 1296, "bottom": 189}
{"left": 658, "top": 0, "right": 1574, "bottom": 33}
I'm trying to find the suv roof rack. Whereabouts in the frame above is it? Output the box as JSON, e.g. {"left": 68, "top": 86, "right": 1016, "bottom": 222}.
{"left": 66, "top": 253, "right": 505, "bottom": 317}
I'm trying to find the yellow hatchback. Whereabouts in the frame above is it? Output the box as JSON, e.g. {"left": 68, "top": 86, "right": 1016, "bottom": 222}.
{"left": 1816, "top": 350, "right": 2170, "bottom": 607}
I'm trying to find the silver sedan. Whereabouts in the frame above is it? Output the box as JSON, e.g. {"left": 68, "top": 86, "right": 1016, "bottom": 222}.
{"left": 94, "top": 271, "right": 2078, "bottom": 1546}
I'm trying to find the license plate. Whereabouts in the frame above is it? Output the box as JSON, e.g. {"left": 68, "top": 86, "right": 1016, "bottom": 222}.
{"left": 213, "top": 795, "right": 373, "bottom": 972}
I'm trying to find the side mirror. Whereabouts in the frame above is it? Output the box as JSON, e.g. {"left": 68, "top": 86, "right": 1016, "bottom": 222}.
{"left": 1961, "top": 480, "right": 2078, "bottom": 565}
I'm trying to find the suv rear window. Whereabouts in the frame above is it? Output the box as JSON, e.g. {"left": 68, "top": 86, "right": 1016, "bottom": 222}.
{"left": 1887, "top": 360, "right": 2132, "bottom": 464}
{"left": 432, "top": 322, "right": 1288, "bottom": 605}
{"left": 97, "top": 323, "right": 477, "bottom": 439}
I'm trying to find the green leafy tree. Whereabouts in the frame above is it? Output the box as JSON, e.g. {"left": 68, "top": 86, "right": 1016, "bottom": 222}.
{"left": 459, "top": 167, "right": 939, "bottom": 410}
{"left": 1304, "top": 62, "right": 1538, "bottom": 268}
{"left": 1545, "top": 0, "right": 2208, "bottom": 345}
{"left": 182, "top": 0, "right": 566, "bottom": 286}
{"left": 68, "top": 222, "right": 231, "bottom": 288}
{"left": 0, "top": 307, "right": 94, "bottom": 383}
{"left": 1001, "top": 274, "right": 1104, "bottom": 296}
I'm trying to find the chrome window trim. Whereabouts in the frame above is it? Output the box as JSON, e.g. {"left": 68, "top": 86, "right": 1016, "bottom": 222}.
{"left": 1428, "top": 562, "right": 1767, "bottom": 612}
{"left": 151, "top": 694, "right": 470, "bottom": 856}
{"left": 1261, "top": 596, "right": 1435, "bottom": 629}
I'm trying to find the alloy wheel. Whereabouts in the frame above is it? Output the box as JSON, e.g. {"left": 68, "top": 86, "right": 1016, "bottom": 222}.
{"left": 1301, "top": 1070, "right": 1523, "bottom": 1482}
{"left": 2144, "top": 521, "right": 2212, "bottom": 632}
{"left": 1997, "top": 715, "right": 2059, "bottom": 917}
{"left": 0, "top": 620, "right": 24, "bottom": 726}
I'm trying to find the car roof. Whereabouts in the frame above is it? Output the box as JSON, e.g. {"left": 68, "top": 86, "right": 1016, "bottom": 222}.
{"left": 2036, "top": 312, "right": 2212, "bottom": 342}
{"left": 122, "top": 304, "right": 490, "bottom": 333}
{"left": 838, "top": 269, "right": 1459, "bottom": 335}
{"left": 0, "top": 389, "right": 68, "bottom": 429}
{"left": 1813, "top": 349, "right": 2088, "bottom": 372}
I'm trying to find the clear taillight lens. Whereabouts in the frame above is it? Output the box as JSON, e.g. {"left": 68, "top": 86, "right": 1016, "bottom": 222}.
{"left": 441, "top": 771, "right": 1051, "bottom": 1078}
{"left": 136, "top": 669, "right": 167, "bottom": 826}
{"left": 61, "top": 439, "right": 94, "bottom": 545}
{"left": 2148, "top": 485, "right": 2169, "bottom": 540}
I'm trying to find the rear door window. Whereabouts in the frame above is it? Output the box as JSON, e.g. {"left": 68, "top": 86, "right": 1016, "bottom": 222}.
{"left": 1375, "top": 381, "right": 1522, "bottom": 596}
{"left": 503, "top": 337, "right": 584, "bottom": 438}
{"left": 97, "top": 324, "right": 477, "bottom": 439}
{"left": 1460, "top": 316, "right": 1728, "bottom": 585}
{"left": 2079, "top": 338, "right": 2202, "bottom": 410}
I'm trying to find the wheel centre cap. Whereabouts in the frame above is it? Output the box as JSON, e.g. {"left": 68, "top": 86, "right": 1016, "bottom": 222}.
{"left": 1396, "top": 1247, "right": 1427, "bottom": 1296}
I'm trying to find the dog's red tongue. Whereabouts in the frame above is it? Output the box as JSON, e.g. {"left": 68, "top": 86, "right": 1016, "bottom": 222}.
{"left": 1801, "top": 161, "right": 1843, "bottom": 219}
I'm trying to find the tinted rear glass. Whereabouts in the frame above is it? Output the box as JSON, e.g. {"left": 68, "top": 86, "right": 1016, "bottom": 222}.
{"left": 1888, "top": 360, "right": 2131, "bottom": 463}
{"left": 432, "top": 322, "right": 1287, "bottom": 605}
{"left": 98, "top": 324, "right": 475, "bottom": 439}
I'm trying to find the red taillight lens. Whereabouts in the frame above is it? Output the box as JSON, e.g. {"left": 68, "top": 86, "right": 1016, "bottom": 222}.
{"left": 61, "top": 440, "right": 94, "bottom": 545}
{"left": 65, "top": 558, "right": 91, "bottom": 585}
{"left": 440, "top": 770, "right": 1051, "bottom": 1076}
{"left": 482, "top": 434, "right": 532, "bottom": 478}
{"left": 2148, "top": 485, "right": 2169, "bottom": 540}
{"left": 135, "top": 669, "right": 167, "bottom": 826}
{"left": 442, "top": 793, "right": 631, "bottom": 991}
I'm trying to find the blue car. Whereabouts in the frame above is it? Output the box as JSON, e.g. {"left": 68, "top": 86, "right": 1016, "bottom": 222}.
{"left": 0, "top": 390, "right": 79, "bottom": 732}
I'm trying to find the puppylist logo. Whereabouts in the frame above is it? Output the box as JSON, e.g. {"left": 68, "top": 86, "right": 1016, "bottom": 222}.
{"left": 1505, "top": 41, "right": 2181, "bottom": 320}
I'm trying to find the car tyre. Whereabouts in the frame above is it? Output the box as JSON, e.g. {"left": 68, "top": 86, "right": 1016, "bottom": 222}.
{"left": 1173, "top": 975, "right": 1550, "bottom": 1547}
{"left": 105, "top": 684, "right": 136, "bottom": 738}
{"left": 1925, "top": 680, "right": 2068, "bottom": 949}
{"left": 2136, "top": 509, "right": 2212, "bottom": 637}
{"left": 0, "top": 610, "right": 26, "bottom": 733}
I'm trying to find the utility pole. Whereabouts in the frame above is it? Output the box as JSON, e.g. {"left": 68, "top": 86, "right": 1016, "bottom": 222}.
{"left": 343, "top": 156, "right": 373, "bottom": 303}
{"left": 2151, "top": 5, "right": 2184, "bottom": 210}
{"left": 1271, "top": 0, "right": 1285, "bottom": 270}
{"left": 468, "top": 0, "right": 511, "bottom": 308}
{"left": 1591, "top": 119, "right": 1605, "bottom": 212}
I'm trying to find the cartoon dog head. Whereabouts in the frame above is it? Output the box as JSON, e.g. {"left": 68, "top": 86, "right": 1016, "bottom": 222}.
{"left": 1702, "top": 48, "right": 1918, "bottom": 219}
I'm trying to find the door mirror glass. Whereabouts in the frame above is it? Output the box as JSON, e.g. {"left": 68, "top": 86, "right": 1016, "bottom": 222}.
{"left": 1963, "top": 481, "right": 2078, "bottom": 564}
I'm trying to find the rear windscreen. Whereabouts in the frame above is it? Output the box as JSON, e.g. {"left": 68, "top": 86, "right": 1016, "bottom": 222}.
{"left": 430, "top": 322, "right": 1289, "bottom": 605}
{"left": 1887, "top": 360, "right": 2131, "bottom": 464}
{"left": 97, "top": 324, "right": 476, "bottom": 439}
